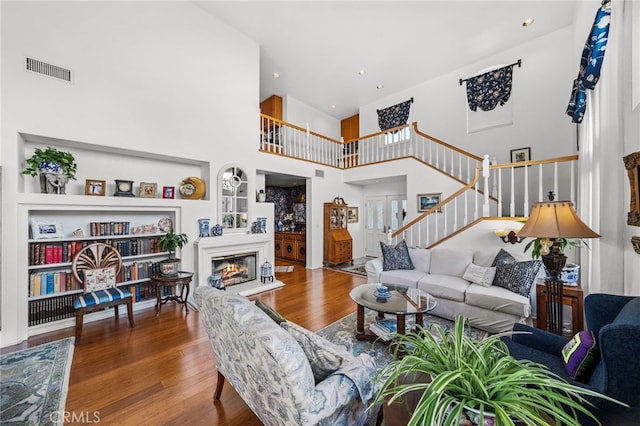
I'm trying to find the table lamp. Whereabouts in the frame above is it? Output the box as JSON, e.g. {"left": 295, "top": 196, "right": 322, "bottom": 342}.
{"left": 516, "top": 194, "right": 600, "bottom": 335}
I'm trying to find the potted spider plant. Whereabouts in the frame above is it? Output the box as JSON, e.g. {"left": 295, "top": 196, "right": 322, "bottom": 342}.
{"left": 22, "top": 146, "right": 77, "bottom": 194}
{"left": 157, "top": 229, "right": 188, "bottom": 276}
{"left": 373, "top": 317, "right": 624, "bottom": 426}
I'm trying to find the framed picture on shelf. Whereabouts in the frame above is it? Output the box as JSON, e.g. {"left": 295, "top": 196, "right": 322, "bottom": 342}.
{"left": 139, "top": 182, "right": 157, "bottom": 198}
{"left": 510, "top": 147, "right": 531, "bottom": 164}
{"left": 418, "top": 193, "right": 442, "bottom": 212}
{"left": 30, "top": 220, "right": 64, "bottom": 239}
{"left": 84, "top": 179, "right": 106, "bottom": 196}
{"left": 162, "top": 186, "right": 175, "bottom": 199}
{"left": 347, "top": 207, "right": 359, "bottom": 223}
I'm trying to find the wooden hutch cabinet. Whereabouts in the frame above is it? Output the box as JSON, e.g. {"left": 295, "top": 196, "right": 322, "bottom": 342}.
{"left": 323, "top": 198, "right": 353, "bottom": 266}
{"left": 275, "top": 232, "right": 306, "bottom": 263}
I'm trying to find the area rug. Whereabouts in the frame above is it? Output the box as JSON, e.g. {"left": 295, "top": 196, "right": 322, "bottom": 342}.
{"left": 333, "top": 257, "right": 372, "bottom": 277}
{"left": 274, "top": 265, "right": 294, "bottom": 273}
{"left": 317, "top": 310, "right": 488, "bottom": 368}
{"left": 1, "top": 337, "right": 74, "bottom": 425}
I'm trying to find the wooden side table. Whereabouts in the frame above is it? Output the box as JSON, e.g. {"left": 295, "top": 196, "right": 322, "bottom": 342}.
{"left": 536, "top": 282, "right": 584, "bottom": 335}
{"left": 150, "top": 271, "right": 193, "bottom": 316}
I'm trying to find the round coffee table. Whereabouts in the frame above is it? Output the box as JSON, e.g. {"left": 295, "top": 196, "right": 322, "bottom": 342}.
{"left": 349, "top": 283, "right": 437, "bottom": 342}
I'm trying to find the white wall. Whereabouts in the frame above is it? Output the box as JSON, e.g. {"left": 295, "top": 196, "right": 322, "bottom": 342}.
{"left": 622, "top": 0, "right": 640, "bottom": 295}
{"left": 358, "top": 26, "right": 576, "bottom": 164}
{"left": 284, "top": 95, "right": 342, "bottom": 140}
{"left": 0, "top": 1, "right": 351, "bottom": 345}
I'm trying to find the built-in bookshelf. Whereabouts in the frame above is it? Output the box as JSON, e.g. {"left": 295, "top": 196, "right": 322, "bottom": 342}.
{"left": 22, "top": 204, "right": 182, "bottom": 330}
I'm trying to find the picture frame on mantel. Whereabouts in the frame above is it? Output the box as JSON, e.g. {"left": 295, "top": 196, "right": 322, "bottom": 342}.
{"left": 139, "top": 182, "right": 157, "bottom": 198}
{"left": 84, "top": 179, "right": 106, "bottom": 196}
{"left": 162, "top": 186, "right": 175, "bottom": 199}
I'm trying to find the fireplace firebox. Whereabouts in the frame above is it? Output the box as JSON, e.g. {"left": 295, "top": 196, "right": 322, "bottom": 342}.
{"left": 211, "top": 252, "right": 257, "bottom": 287}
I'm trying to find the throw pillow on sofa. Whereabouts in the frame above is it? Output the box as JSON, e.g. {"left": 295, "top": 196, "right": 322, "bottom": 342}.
{"left": 491, "top": 249, "right": 542, "bottom": 297}
{"left": 491, "top": 249, "right": 517, "bottom": 286}
{"left": 255, "top": 299, "right": 287, "bottom": 324}
{"left": 380, "top": 240, "right": 415, "bottom": 271}
{"left": 462, "top": 264, "right": 497, "bottom": 287}
{"left": 281, "top": 321, "right": 348, "bottom": 382}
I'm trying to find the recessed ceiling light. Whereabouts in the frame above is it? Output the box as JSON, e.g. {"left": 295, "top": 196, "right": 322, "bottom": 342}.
{"left": 522, "top": 18, "right": 534, "bottom": 27}
{"left": 376, "top": 84, "right": 384, "bottom": 90}
{"left": 358, "top": 69, "right": 366, "bottom": 76}
{"left": 272, "top": 72, "right": 280, "bottom": 79}
{"left": 330, "top": 105, "right": 336, "bottom": 109}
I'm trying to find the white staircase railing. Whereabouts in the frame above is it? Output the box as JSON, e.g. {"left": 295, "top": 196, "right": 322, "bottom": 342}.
{"left": 259, "top": 113, "right": 579, "bottom": 247}
{"left": 390, "top": 155, "right": 579, "bottom": 248}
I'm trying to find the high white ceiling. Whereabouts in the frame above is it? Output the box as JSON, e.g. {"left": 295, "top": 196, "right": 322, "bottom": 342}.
{"left": 196, "top": 1, "right": 577, "bottom": 120}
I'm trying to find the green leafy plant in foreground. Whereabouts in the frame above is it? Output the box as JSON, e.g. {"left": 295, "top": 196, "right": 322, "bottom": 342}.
{"left": 372, "top": 317, "right": 625, "bottom": 426}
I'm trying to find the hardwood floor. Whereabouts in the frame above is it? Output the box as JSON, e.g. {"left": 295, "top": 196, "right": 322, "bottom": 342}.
{"left": 3, "top": 263, "right": 367, "bottom": 425}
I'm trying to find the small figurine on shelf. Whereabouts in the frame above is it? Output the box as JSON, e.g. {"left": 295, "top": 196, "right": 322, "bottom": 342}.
{"left": 198, "top": 218, "right": 211, "bottom": 237}
{"left": 277, "top": 220, "right": 284, "bottom": 232}
{"left": 211, "top": 224, "right": 223, "bottom": 236}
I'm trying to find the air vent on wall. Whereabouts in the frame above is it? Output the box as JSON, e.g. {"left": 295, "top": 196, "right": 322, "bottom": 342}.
{"left": 315, "top": 169, "right": 324, "bottom": 178}
{"left": 25, "top": 57, "right": 72, "bottom": 82}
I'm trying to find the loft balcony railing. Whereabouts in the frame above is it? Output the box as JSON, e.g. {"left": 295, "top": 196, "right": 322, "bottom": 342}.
{"left": 259, "top": 113, "right": 579, "bottom": 246}
{"left": 260, "top": 115, "right": 483, "bottom": 184}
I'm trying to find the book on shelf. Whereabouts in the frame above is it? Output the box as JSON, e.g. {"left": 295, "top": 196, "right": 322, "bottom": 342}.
{"left": 29, "top": 271, "right": 78, "bottom": 297}
{"left": 369, "top": 318, "right": 408, "bottom": 341}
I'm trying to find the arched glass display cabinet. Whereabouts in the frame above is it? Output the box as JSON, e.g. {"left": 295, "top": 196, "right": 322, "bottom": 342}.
{"left": 219, "top": 166, "right": 248, "bottom": 229}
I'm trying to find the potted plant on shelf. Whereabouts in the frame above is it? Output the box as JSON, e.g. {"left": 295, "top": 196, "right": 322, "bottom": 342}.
{"left": 524, "top": 237, "right": 586, "bottom": 284}
{"left": 22, "top": 146, "right": 78, "bottom": 194}
{"left": 374, "top": 317, "right": 623, "bottom": 426}
{"left": 157, "top": 229, "right": 188, "bottom": 276}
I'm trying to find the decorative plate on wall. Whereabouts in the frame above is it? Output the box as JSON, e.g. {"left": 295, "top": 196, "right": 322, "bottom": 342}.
{"left": 179, "top": 177, "right": 206, "bottom": 200}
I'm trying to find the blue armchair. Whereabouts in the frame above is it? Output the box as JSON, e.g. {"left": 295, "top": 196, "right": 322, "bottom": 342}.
{"left": 502, "top": 293, "right": 640, "bottom": 425}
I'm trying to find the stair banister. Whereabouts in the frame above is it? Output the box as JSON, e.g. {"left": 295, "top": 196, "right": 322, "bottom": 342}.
{"left": 482, "top": 154, "right": 490, "bottom": 217}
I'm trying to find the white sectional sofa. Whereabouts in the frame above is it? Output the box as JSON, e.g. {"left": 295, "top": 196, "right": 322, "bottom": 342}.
{"left": 365, "top": 247, "right": 535, "bottom": 334}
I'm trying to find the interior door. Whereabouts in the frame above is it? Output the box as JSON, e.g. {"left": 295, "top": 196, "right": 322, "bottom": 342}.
{"left": 365, "top": 195, "right": 407, "bottom": 257}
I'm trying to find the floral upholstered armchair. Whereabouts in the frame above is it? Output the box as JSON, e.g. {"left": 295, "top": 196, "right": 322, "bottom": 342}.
{"left": 194, "top": 286, "right": 379, "bottom": 426}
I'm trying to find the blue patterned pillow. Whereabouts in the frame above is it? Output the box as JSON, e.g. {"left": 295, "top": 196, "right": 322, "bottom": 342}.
{"left": 504, "top": 259, "right": 542, "bottom": 296}
{"left": 491, "top": 249, "right": 542, "bottom": 296}
{"left": 380, "top": 240, "right": 415, "bottom": 271}
{"left": 491, "top": 249, "right": 517, "bottom": 286}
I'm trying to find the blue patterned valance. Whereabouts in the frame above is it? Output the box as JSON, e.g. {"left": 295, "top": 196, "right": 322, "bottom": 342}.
{"left": 464, "top": 64, "right": 515, "bottom": 112}
{"left": 566, "top": 2, "right": 611, "bottom": 124}
{"left": 377, "top": 98, "right": 413, "bottom": 131}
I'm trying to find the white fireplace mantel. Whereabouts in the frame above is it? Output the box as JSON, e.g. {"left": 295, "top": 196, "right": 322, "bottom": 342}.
{"left": 194, "top": 232, "right": 283, "bottom": 296}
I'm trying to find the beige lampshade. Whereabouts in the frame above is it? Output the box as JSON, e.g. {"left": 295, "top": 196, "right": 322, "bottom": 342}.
{"left": 517, "top": 201, "right": 601, "bottom": 239}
